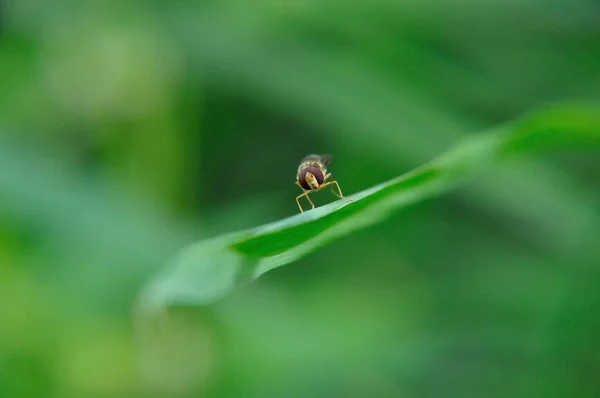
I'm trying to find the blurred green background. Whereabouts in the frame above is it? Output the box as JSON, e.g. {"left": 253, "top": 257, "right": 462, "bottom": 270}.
{"left": 2, "top": 1, "right": 600, "bottom": 397}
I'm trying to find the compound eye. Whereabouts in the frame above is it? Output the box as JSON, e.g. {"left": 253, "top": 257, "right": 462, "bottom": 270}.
{"left": 298, "top": 166, "right": 324, "bottom": 190}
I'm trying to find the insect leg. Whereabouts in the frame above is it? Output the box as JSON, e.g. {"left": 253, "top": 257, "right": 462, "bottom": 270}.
{"left": 305, "top": 193, "right": 315, "bottom": 209}
{"left": 321, "top": 179, "right": 352, "bottom": 202}
{"left": 296, "top": 192, "right": 306, "bottom": 212}
{"left": 296, "top": 190, "right": 315, "bottom": 213}
{"left": 320, "top": 174, "right": 336, "bottom": 195}
{"left": 332, "top": 181, "right": 352, "bottom": 202}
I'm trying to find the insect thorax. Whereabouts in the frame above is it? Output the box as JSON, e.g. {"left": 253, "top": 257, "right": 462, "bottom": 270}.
{"left": 297, "top": 161, "right": 326, "bottom": 177}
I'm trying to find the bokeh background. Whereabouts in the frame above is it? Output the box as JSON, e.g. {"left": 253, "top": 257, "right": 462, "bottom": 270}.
{"left": 2, "top": 1, "right": 600, "bottom": 397}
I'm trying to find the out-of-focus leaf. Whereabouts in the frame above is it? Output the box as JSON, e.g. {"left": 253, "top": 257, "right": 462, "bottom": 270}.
{"left": 140, "top": 103, "right": 600, "bottom": 312}
{"left": 0, "top": 141, "right": 276, "bottom": 306}
{"left": 159, "top": 4, "right": 600, "bottom": 256}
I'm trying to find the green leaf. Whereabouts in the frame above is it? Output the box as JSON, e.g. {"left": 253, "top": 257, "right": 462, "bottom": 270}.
{"left": 139, "top": 103, "right": 600, "bottom": 312}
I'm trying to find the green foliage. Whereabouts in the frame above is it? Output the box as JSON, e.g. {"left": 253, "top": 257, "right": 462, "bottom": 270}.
{"left": 143, "top": 104, "right": 600, "bottom": 312}
{"left": 3, "top": 2, "right": 600, "bottom": 398}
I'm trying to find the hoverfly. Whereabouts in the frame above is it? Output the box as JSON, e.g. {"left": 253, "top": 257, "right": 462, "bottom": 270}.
{"left": 295, "top": 154, "right": 352, "bottom": 212}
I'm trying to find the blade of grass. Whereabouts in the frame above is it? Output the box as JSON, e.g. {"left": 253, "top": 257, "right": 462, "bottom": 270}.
{"left": 161, "top": 7, "right": 599, "bottom": 256}
{"left": 140, "top": 102, "right": 600, "bottom": 312}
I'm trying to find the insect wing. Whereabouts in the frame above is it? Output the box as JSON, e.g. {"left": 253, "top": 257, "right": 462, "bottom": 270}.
{"left": 300, "top": 154, "right": 332, "bottom": 167}
{"left": 318, "top": 154, "right": 332, "bottom": 167}
{"left": 300, "top": 154, "right": 322, "bottom": 163}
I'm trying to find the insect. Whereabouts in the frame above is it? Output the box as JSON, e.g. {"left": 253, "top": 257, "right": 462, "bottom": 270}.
{"left": 295, "top": 154, "right": 352, "bottom": 213}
